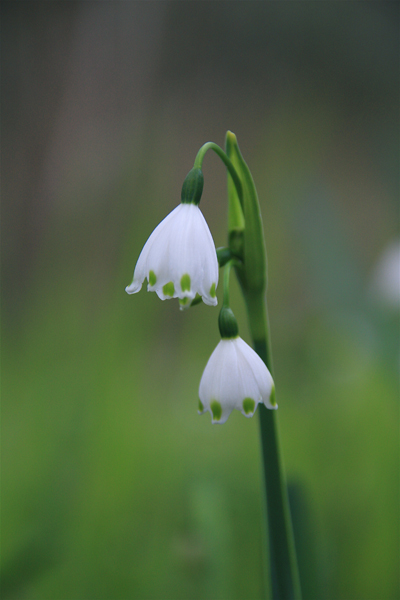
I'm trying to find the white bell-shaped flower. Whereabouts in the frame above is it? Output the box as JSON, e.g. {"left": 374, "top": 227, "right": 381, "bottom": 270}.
{"left": 198, "top": 336, "right": 276, "bottom": 424}
{"left": 125, "top": 202, "right": 218, "bottom": 308}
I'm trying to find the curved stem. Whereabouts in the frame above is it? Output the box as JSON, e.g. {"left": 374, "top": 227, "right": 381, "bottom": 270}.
{"left": 194, "top": 142, "right": 243, "bottom": 209}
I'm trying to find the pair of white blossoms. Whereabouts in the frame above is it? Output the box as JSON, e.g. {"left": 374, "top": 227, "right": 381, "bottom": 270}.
{"left": 126, "top": 203, "right": 276, "bottom": 423}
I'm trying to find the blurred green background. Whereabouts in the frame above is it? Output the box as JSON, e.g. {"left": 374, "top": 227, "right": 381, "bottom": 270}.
{"left": 2, "top": 2, "right": 399, "bottom": 599}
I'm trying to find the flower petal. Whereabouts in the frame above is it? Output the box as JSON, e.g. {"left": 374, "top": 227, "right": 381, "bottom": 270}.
{"left": 236, "top": 337, "right": 276, "bottom": 409}
{"left": 125, "top": 206, "right": 181, "bottom": 294}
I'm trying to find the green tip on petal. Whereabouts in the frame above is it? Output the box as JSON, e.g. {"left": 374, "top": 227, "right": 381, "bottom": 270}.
{"left": 210, "top": 400, "right": 222, "bottom": 421}
{"left": 163, "top": 282, "right": 175, "bottom": 297}
{"left": 210, "top": 283, "right": 216, "bottom": 298}
{"left": 270, "top": 386, "right": 277, "bottom": 407}
{"left": 179, "top": 297, "right": 189, "bottom": 307}
{"left": 198, "top": 399, "right": 204, "bottom": 412}
{"left": 149, "top": 270, "right": 157, "bottom": 286}
{"left": 181, "top": 274, "right": 191, "bottom": 292}
{"left": 243, "top": 397, "right": 256, "bottom": 415}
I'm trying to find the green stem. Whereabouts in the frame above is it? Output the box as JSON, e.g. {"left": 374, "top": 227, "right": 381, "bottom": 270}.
{"left": 223, "top": 260, "right": 232, "bottom": 308}
{"left": 244, "top": 291, "right": 301, "bottom": 600}
{"left": 194, "top": 142, "right": 244, "bottom": 209}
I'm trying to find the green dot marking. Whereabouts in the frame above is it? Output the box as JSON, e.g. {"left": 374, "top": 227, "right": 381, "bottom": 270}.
{"left": 163, "top": 282, "right": 175, "bottom": 297}
{"left": 181, "top": 274, "right": 191, "bottom": 292}
{"left": 210, "top": 283, "right": 216, "bottom": 298}
{"left": 198, "top": 399, "right": 204, "bottom": 412}
{"left": 179, "top": 297, "right": 189, "bottom": 307}
{"left": 270, "top": 386, "right": 277, "bottom": 407}
{"left": 149, "top": 270, "right": 157, "bottom": 286}
{"left": 210, "top": 400, "right": 222, "bottom": 421}
{"left": 243, "top": 398, "right": 256, "bottom": 415}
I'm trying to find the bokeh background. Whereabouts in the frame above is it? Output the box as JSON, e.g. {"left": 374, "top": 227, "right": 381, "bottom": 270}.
{"left": 2, "top": 2, "right": 399, "bottom": 599}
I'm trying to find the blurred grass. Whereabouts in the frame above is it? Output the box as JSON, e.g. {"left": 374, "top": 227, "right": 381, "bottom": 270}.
{"left": 2, "top": 268, "right": 265, "bottom": 600}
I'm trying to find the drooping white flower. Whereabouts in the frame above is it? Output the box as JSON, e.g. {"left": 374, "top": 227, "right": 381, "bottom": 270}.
{"left": 198, "top": 336, "right": 276, "bottom": 424}
{"left": 125, "top": 203, "right": 218, "bottom": 308}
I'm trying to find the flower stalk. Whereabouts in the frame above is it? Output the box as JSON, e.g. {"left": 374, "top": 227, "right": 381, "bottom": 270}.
{"left": 249, "top": 294, "right": 301, "bottom": 600}
{"left": 225, "top": 133, "right": 301, "bottom": 600}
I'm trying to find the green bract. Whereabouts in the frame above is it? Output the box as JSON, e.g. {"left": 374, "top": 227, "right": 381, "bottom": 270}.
{"left": 226, "top": 131, "right": 267, "bottom": 295}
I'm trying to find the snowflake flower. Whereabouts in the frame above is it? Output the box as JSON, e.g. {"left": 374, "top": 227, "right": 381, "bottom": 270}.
{"left": 199, "top": 336, "right": 276, "bottom": 424}
{"left": 126, "top": 203, "right": 218, "bottom": 309}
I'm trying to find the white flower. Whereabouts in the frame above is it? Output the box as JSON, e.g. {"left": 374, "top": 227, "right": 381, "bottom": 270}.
{"left": 369, "top": 240, "right": 400, "bottom": 310}
{"left": 125, "top": 203, "right": 218, "bottom": 308}
{"left": 198, "top": 337, "right": 276, "bottom": 424}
